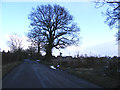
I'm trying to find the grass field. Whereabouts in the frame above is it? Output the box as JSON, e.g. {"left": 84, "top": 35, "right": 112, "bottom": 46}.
{"left": 67, "top": 66, "right": 119, "bottom": 88}
{"left": 2, "top": 61, "right": 23, "bottom": 78}
{"left": 41, "top": 60, "right": 119, "bottom": 88}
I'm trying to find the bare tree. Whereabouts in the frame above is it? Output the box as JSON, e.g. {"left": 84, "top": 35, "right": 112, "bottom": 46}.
{"left": 25, "top": 43, "right": 37, "bottom": 59}
{"left": 28, "top": 4, "right": 80, "bottom": 60}
{"left": 8, "top": 34, "right": 23, "bottom": 52}
{"left": 27, "top": 31, "right": 44, "bottom": 56}
{"left": 95, "top": 0, "right": 120, "bottom": 28}
{"left": 94, "top": 0, "right": 120, "bottom": 40}
{"left": 7, "top": 34, "right": 24, "bottom": 61}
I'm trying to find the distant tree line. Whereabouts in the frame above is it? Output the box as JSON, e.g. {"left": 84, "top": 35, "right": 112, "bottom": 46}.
{"left": 2, "top": 48, "right": 43, "bottom": 64}
{"left": 2, "top": 34, "right": 43, "bottom": 64}
{"left": 2, "top": 50, "right": 24, "bottom": 64}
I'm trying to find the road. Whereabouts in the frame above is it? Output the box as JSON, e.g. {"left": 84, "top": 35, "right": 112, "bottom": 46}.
{"left": 2, "top": 59, "right": 101, "bottom": 88}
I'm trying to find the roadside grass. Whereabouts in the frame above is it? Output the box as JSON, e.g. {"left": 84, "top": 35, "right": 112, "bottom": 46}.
{"left": 33, "top": 59, "right": 119, "bottom": 88}
{"left": 67, "top": 66, "right": 119, "bottom": 88}
{"left": 2, "top": 61, "right": 23, "bottom": 78}
{"left": 40, "top": 61, "right": 53, "bottom": 66}
{"left": 42, "top": 60, "right": 119, "bottom": 88}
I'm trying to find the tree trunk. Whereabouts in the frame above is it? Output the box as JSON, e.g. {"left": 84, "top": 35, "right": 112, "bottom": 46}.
{"left": 38, "top": 46, "right": 40, "bottom": 55}
{"left": 37, "top": 43, "right": 40, "bottom": 55}
{"left": 45, "top": 45, "right": 52, "bottom": 61}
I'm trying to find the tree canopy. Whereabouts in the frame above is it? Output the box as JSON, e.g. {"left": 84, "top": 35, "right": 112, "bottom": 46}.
{"left": 28, "top": 4, "right": 80, "bottom": 60}
{"left": 95, "top": 0, "right": 120, "bottom": 29}
{"left": 94, "top": 0, "right": 120, "bottom": 40}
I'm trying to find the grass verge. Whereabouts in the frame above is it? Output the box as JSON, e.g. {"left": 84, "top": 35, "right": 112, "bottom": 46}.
{"left": 67, "top": 67, "right": 119, "bottom": 88}
{"left": 34, "top": 60, "right": 119, "bottom": 88}
{"left": 2, "top": 61, "right": 23, "bottom": 78}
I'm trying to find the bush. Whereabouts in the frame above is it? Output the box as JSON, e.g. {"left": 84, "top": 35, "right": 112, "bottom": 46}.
{"left": 61, "top": 61, "right": 68, "bottom": 67}
{"left": 2, "top": 50, "right": 25, "bottom": 64}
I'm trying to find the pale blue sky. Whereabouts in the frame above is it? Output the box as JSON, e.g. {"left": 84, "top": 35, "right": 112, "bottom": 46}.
{"left": 0, "top": 1, "right": 118, "bottom": 57}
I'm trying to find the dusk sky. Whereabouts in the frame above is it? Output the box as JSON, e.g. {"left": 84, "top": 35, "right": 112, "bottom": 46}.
{"left": 0, "top": 0, "right": 118, "bottom": 57}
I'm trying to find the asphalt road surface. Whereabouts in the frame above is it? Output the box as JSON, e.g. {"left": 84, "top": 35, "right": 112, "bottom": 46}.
{"left": 2, "top": 59, "right": 101, "bottom": 88}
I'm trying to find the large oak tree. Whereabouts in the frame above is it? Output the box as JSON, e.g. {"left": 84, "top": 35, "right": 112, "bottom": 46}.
{"left": 28, "top": 4, "right": 80, "bottom": 60}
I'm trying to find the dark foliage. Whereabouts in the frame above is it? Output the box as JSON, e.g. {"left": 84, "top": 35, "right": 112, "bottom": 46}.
{"left": 2, "top": 50, "right": 25, "bottom": 64}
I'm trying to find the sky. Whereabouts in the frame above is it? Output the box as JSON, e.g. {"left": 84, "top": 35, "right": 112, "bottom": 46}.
{"left": 0, "top": 0, "right": 118, "bottom": 57}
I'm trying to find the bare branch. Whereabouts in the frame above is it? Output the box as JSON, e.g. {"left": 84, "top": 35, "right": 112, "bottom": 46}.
{"left": 28, "top": 4, "right": 80, "bottom": 59}
{"left": 8, "top": 34, "right": 23, "bottom": 52}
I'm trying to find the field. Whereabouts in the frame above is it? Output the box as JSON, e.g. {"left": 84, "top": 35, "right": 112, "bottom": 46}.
{"left": 67, "top": 66, "right": 119, "bottom": 88}
{"left": 41, "top": 56, "right": 120, "bottom": 88}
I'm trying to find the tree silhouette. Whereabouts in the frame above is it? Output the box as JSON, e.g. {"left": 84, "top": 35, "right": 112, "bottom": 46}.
{"left": 94, "top": 0, "right": 120, "bottom": 40}
{"left": 8, "top": 34, "right": 23, "bottom": 52}
{"left": 27, "top": 32, "right": 43, "bottom": 56}
{"left": 28, "top": 4, "right": 80, "bottom": 60}
{"left": 7, "top": 34, "right": 24, "bottom": 61}
{"left": 95, "top": 0, "right": 120, "bottom": 29}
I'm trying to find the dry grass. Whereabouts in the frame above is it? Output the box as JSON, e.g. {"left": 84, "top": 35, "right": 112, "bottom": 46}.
{"left": 37, "top": 59, "right": 120, "bottom": 88}
{"left": 2, "top": 61, "right": 22, "bottom": 78}
{"left": 67, "top": 66, "right": 119, "bottom": 88}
